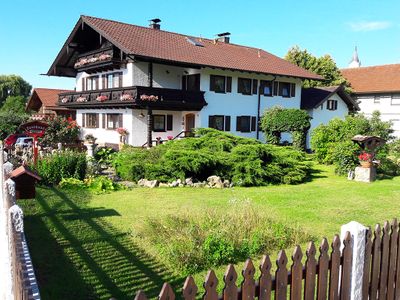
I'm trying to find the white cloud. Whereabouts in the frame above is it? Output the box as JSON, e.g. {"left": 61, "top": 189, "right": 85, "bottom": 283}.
{"left": 348, "top": 21, "right": 391, "bottom": 32}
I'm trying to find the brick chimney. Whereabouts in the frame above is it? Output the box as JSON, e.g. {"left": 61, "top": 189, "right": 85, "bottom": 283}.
{"left": 149, "top": 18, "right": 161, "bottom": 30}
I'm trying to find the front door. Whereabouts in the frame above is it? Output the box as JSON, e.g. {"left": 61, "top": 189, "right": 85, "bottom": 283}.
{"left": 185, "top": 114, "right": 195, "bottom": 136}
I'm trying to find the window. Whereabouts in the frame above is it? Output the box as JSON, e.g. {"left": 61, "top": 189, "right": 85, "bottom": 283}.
{"left": 182, "top": 74, "right": 200, "bottom": 91}
{"left": 153, "top": 115, "right": 166, "bottom": 132}
{"left": 82, "top": 113, "right": 98, "bottom": 128}
{"left": 102, "top": 72, "right": 122, "bottom": 89}
{"left": 260, "top": 80, "right": 273, "bottom": 96}
{"left": 238, "top": 78, "right": 252, "bottom": 95}
{"left": 85, "top": 76, "right": 99, "bottom": 91}
{"left": 105, "top": 114, "right": 123, "bottom": 129}
{"left": 327, "top": 100, "right": 338, "bottom": 110}
{"left": 236, "top": 116, "right": 257, "bottom": 132}
{"left": 208, "top": 115, "right": 230, "bottom": 131}
{"left": 374, "top": 96, "right": 380, "bottom": 104}
{"left": 210, "top": 75, "right": 232, "bottom": 93}
{"left": 279, "top": 82, "right": 291, "bottom": 97}
{"left": 391, "top": 96, "right": 400, "bottom": 106}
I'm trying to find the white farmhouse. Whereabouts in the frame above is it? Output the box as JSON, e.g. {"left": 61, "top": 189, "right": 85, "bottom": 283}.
{"left": 341, "top": 63, "right": 400, "bottom": 138}
{"left": 301, "top": 85, "right": 359, "bottom": 148}
{"left": 46, "top": 16, "right": 358, "bottom": 148}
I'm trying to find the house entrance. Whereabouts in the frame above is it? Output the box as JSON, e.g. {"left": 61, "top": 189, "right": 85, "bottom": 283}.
{"left": 185, "top": 113, "right": 195, "bottom": 136}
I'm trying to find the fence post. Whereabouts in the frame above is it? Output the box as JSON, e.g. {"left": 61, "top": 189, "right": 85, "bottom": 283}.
{"left": 340, "top": 221, "right": 368, "bottom": 300}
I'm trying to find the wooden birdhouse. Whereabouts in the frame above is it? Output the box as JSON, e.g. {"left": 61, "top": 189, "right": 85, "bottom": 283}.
{"left": 10, "top": 165, "right": 41, "bottom": 199}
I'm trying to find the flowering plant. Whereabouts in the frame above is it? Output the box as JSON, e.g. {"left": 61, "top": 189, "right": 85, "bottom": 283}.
{"left": 116, "top": 128, "right": 128, "bottom": 135}
{"left": 98, "top": 54, "right": 112, "bottom": 61}
{"left": 120, "top": 94, "right": 134, "bottom": 101}
{"left": 76, "top": 96, "right": 87, "bottom": 103}
{"left": 358, "top": 151, "right": 373, "bottom": 162}
{"left": 167, "top": 135, "right": 174, "bottom": 140}
{"left": 140, "top": 94, "right": 158, "bottom": 102}
{"left": 61, "top": 97, "right": 69, "bottom": 103}
{"left": 96, "top": 95, "right": 108, "bottom": 102}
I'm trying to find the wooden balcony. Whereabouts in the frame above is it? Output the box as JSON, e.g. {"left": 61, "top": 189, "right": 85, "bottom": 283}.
{"left": 58, "top": 86, "right": 207, "bottom": 111}
{"left": 74, "top": 46, "right": 122, "bottom": 73}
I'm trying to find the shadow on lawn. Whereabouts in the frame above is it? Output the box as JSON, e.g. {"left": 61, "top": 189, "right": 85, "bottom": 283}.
{"left": 303, "top": 166, "right": 327, "bottom": 183}
{"left": 23, "top": 187, "right": 185, "bottom": 300}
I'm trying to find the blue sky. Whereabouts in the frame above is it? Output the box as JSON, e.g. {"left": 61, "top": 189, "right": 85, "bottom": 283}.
{"left": 1, "top": 0, "right": 399, "bottom": 90}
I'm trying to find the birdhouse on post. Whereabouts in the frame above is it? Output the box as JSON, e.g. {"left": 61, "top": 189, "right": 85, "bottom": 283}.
{"left": 10, "top": 165, "right": 41, "bottom": 199}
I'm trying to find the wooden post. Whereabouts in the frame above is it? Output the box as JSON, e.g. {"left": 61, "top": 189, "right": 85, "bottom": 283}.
{"left": 146, "top": 107, "right": 153, "bottom": 148}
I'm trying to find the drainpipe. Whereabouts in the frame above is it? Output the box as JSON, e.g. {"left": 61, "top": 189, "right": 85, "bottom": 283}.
{"left": 146, "top": 107, "right": 153, "bottom": 148}
{"left": 148, "top": 62, "right": 153, "bottom": 87}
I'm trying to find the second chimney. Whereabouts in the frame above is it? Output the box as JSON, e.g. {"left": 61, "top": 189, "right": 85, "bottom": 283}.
{"left": 149, "top": 18, "right": 161, "bottom": 30}
{"left": 216, "top": 32, "right": 231, "bottom": 43}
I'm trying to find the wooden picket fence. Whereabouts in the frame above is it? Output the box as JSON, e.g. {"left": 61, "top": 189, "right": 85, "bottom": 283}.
{"left": 125, "top": 233, "right": 353, "bottom": 300}
{"left": 363, "top": 219, "right": 400, "bottom": 300}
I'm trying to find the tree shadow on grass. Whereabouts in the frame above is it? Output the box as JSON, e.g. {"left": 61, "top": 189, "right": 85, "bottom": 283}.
{"left": 22, "top": 187, "right": 185, "bottom": 300}
{"left": 303, "top": 166, "right": 328, "bottom": 183}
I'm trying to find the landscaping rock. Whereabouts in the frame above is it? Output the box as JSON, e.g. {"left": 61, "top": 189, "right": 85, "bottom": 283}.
{"left": 207, "top": 175, "right": 223, "bottom": 188}
{"left": 176, "top": 179, "right": 182, "bottom": 185}
{"left": 159, "top": 183, "right": 169, "bottom": 188}
{"left": 119, "top": 181, "right": 136, "bottom": 188}
{"left": 185, "top": 177, "right": 193, "bottom": 186}
{"left": 138, "top": 179, "right": 159, "bottom": 188}
{"left": 178, "top": 183, "right": 184, "bottom": 187}
{"left": 193, "top": 182, "right": 206, "bottom": 188}
{"left": 169, "top": 180, "right": 179, "bottom": 187}
{"left": 223, "top": 179, "right": 230, "bottom": 188}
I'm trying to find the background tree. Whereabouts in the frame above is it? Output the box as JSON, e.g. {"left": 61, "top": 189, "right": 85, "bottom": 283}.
{"left": 1, "top": 95, "right": 27, "bottom": 114}
{"left": 0, "top": 75, "right": 32, "bottom": 106}
{"left": 285, "top": 46, "right": 348, "bottom": 88}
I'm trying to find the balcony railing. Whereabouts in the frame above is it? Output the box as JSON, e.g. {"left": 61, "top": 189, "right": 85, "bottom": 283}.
{"left": 74, "top": 46, "right": 121, "bottom": 73}
{"left": 58, "top": 86, "right": 207, "bottom": 111}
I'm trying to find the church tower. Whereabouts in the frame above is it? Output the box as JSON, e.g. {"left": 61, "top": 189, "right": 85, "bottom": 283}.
{"left": 348, "top": 46, "right": 361, "bottom": 68}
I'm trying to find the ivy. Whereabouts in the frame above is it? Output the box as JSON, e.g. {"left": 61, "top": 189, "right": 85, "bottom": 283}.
{"left": 260, "top": 106, "right": 311, "bottom": 151}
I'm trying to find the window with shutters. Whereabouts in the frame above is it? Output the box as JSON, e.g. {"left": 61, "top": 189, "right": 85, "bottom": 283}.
{"left": 279, "top": 82, "right": 291, "bottom": 98}
{"left": 85, "top": 113, "right": 98, "bottom": 128}
{"left": 106, "top": 113, "right": 123, "bottom": 129}
{"left": 153, "top": 115, "right": 166, "bottom": 132}
{"left": 210, "top": 75, "right": 231, "bottom": 93}
{"left": 327, "top": 100, "right": 338, "bottom": 111}
{"left": 103, "top": 72, "right": 123, "bottom": 89}
{"left": 208, "top": 115, "right": 227, "bottom": 131}
{"left": 238, "top": 78, "right": 252, "bottom": 95}
{"left": 236, "top": 116, "right": 257, "bottom": 132}
{"left": 260, "top": 80, "right": 273, "bottom": 96}
{"left": 182, "top": 74, "right": 200, "bottom": 91}
{"left": 85, "top": 76, "right": 99, "bottom": 91}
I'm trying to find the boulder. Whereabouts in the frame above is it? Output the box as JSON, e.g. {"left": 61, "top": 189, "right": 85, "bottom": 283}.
{"left": 223, "top": 179, "right": 230, "bottom": 188}
{"left": 159, "top": 183, "right": 169, "bottom": 188}
{"left": 169, "top": 180, "right": 179, "bottom": 187}
{"left": 185, "top": 177, "right": 193, "bottom": 186}
{"left": 138, "top": 179, "right": 159, "bottom": 188}
{"left": 207, "top": 175, "right": 223, "bottom": 188}
{"left": 193, "top": 182, "right": 206, "bottom": 188}
{"left": 178, "top": 183, "right": 184, "bottom": 187}
{"left": 176, "top": 179, "right": 182, "bottom": 185}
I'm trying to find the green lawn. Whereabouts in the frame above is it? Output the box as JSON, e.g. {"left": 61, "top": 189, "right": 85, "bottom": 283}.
{"left": 20, "top": 164, "right": 400, "bottom": 299}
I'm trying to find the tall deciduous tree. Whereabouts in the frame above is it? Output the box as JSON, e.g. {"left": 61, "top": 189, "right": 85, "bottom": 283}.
{"left": 285, "top": 46, "right": 348, "bottom": 88}
{"left": 0, "top": 75, "right": 32, "bottom": 106}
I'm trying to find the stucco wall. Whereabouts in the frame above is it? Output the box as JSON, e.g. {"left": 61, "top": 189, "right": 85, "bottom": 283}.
{"left": 307, "top": 93, "right": 349, "bottom": 148}
{"left": 356, "top": 93, "right": 400, "bottom": 138}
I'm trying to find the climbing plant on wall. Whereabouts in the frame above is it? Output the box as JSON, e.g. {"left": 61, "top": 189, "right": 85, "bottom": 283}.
{"left": 260, "top": 106, "right": 311, "bottom": 151}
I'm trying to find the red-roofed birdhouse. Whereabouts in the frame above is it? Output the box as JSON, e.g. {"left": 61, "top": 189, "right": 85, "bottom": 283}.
{"left": 10, "top": 165, "right": 41, "bottom": 199}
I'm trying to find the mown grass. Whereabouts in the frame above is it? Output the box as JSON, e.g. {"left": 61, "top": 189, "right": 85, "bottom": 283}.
{"left": 20, "top": 164, "right": 400, "bottom": 299}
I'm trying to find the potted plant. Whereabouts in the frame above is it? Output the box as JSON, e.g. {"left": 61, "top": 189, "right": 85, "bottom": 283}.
{"left": 84, "top": 134, "right": 97, "bottom": 144}
{"left": 358, "top": 151, "right": 373, "bottom": 168}
{"left": 116, "top": 128, "right": 128, "bottom": 136}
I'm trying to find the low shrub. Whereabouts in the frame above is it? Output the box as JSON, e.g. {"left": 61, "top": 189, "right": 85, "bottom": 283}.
{"left": 59, "top": 176, "right": 123, "bottom": 194}
{"left": 328, "top": 141, "right": 360, "bottom": 175}
{"left": 114, "top": 128, "right": 312, "bottom": 185}
{"left": 138, "top": 200, "right": 313, "bottom": 274}
{"left": 34, "top": 151, "right": 86, "bottom": 185}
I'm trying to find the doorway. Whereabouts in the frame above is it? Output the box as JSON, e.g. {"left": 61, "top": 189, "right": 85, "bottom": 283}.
{"left": 185, "top": 113, "right": 195, "bottom": 137}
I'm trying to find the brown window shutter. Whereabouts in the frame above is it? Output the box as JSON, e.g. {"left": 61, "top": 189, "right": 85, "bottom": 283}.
{"left": 166, "top": 115, "right": 173, "bottom": 131}
{"left": 226, "top": 76, "right": 232, "bottom": 93}
{"left": 194, "top": 74, "right": 200, "bottom": 91}
{"left": 251, "top": 116, "right": 257, "bottom": 131}
{"left": 102, "top": 75, "right": 106, "bottom": 90}
{"left": 102, "top": 114, "right": 106, "bottom": 128}
{"left": 224, "top": 116, "right": 231, "bottom": 131}
{"left": 119, "top": 114, "right": 123, "bottom": 127}
{"left": 95, "top": 114, "right": 99, "bottom": 128}
{"left": 236, "top": 116, "right": 242, "bottom": 131}
{"left": 118, "top": 72, "right": 123, "bottom": 87}
{"left": 252, "top": 79, "right": 258, "bottom": 94}
{"left": 82, "top": 78, "right": 85, "bottom": 91}
{"left": 273, "top": 82, "right": 279, "bottom": 96}
{"left": 82, "top": 113, "right": 85, "bottom": 127}
{"left": 182, "top": 75, "right": 187, "bottom": 90}
{"left": 95, "top": 76, "right": 99, "bottom": 90}
{"left": 290, "top": 83, "right": 296, "bottom": 97}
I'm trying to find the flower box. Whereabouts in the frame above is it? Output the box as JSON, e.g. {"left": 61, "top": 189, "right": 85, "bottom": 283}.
{"left": 140, "top": 94, "right": 158, "bottom": 102}
{"left": 120, "top": 94, "right": 134, "bottom": 101}
{"left": 96, "top": 95, "right": 108, "bottom": 102}
{"left": 76, "top": 96, "right": 87, "bottom": 103}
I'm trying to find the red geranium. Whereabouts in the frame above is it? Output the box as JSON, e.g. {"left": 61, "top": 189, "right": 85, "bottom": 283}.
{"left": 358, "top": 151, "right": 373, "bottom": 162}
